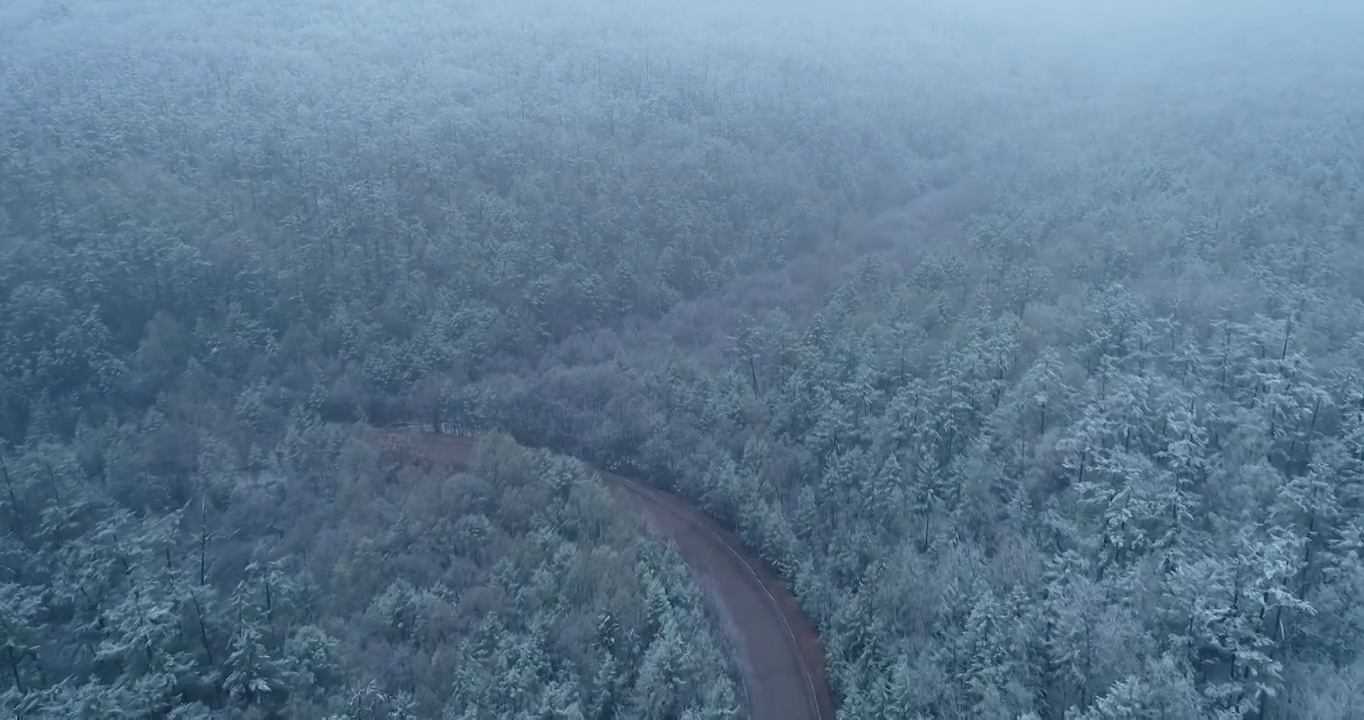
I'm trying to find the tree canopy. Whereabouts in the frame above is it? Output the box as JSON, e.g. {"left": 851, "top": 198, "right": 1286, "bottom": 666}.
{"left": 4, "top": 0, "right": 1364, "bottom": 717}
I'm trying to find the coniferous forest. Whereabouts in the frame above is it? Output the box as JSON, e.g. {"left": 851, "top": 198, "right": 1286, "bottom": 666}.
{"left": 3, "top": 0, "right": 1364, "bottom": 717}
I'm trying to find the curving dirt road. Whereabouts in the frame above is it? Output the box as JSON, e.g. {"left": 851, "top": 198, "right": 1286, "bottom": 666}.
{"left": 386, "top": 429, "right": 833, "bottom": 720}
{"left": 603, "top": 465, "right": 833, "bottom": 720}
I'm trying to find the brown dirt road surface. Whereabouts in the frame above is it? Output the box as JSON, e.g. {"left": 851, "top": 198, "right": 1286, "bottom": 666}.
{"left": 382, "top": 429, "right": 835, "bottom": 720}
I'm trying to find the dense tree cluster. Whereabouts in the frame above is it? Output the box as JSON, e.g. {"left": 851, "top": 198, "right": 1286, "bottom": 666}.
{"left": 4, "top": 0, "right": 1364, "bottom": 718}
{"left": 0, "top": 422, "right": 738, "bottom": 718}
{"left": 0, "top": 0, "right": 985, "bottom": 442}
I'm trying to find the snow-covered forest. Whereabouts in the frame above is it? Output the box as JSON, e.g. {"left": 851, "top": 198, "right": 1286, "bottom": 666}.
{"left": 3, "top": 0, "right": 1364, "bottom": 717}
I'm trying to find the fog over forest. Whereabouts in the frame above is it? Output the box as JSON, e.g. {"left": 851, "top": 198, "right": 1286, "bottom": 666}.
{"left": 3, "top": 0, "right": 1364, "bottom": 718}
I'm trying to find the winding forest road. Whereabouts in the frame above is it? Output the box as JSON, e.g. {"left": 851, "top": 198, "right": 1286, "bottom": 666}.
{"left": 388, "top": 429, "right": 834, "bottom": 720}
